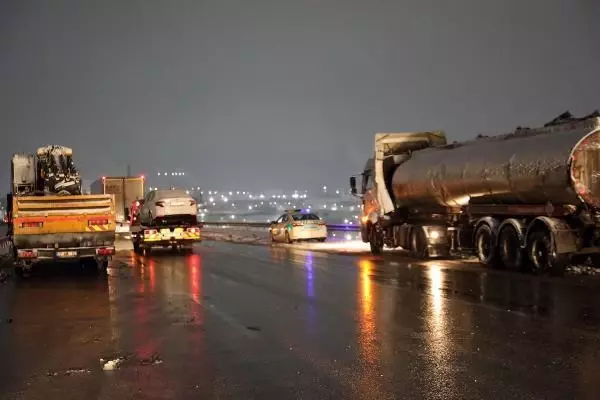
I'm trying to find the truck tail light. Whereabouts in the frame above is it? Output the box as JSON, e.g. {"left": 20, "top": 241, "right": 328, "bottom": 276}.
{"left": 88, "top": 219, "right": 109, "bottom": 226}
{"left": 21, "top": 221, "right": 43, "bottom": 228}
{"left": 186, "top": 227, "right": 200, "bottom": 234}
{"left": 17, "top": 249, "right": 37, "bottom": 259}
{"left": 96, "top": 247, "right": 115, "bottom": 256}
{"left": 155, "top": 201, "right": 165, "bottom": 207}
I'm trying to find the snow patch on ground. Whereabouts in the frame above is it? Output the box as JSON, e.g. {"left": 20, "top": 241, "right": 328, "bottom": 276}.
{"left": 201, "top": 228, "right": 375, "bottom": 254}
{"left": 101, "top": 357, "right": 124, "bottom": 371}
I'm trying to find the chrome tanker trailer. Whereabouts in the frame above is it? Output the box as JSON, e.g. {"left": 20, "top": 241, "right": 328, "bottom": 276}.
{"left": 350, "top": 111, "right": 600, "bottom": 275}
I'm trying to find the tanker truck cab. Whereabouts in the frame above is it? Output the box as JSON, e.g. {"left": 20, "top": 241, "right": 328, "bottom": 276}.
{"left": 351, "top": 131, "right": 449, "bottom": 256}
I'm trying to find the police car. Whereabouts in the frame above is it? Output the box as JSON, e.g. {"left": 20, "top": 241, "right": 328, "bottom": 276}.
{"left": 269, "top": 209, "right": 327, "bottom": 243}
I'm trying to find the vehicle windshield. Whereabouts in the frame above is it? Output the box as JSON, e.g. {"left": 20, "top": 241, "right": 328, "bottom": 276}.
{"left": 291, "top": 213, "right": 320, "bottom": 221}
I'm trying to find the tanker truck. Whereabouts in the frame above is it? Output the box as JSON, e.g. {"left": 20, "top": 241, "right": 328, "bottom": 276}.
{"left": 350, "top": 111, "right": 600, "bottom": 275}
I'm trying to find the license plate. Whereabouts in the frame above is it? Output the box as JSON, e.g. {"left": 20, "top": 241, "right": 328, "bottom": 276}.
{"left": 171, "top": 202, "right": 184, "bottom": 206}
{"left": 57, "top": 251, "right": 77, "bottom": 258}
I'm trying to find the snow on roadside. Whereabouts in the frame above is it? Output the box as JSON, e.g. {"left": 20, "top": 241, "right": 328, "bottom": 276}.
{"left": 201, "top": 228, "right": 374, "bottom": 254}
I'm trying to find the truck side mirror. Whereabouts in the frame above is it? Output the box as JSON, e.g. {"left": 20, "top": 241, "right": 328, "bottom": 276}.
{"left": 349, "top": 177, "right": 357, "bottom": 195}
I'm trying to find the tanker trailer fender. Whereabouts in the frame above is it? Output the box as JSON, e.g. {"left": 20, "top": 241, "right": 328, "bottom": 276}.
{"left": 524, "top": 217, "right": 577, "bottom": 255}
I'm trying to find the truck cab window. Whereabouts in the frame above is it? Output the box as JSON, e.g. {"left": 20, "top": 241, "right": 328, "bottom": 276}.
{"left": 362, "top": 172, "right": 373, "bottom": 192}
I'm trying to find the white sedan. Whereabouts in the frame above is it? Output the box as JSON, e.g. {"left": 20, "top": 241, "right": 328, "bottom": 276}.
{"left": 269, "top": 210, "right": 327, "bottom": 243}
{"left": 139, "top": 189, "right": 197, "bottom": 226}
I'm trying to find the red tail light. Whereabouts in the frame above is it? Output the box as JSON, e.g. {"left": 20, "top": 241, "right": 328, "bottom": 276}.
{"left": 293, "top": 222, "right": 303, "bottom": 226}
{"left": 155, "top": 201, "right": 165, "bottom": 207}
{"left": 88, "top": 219, "right": 109, "bottom": 226}
{"left": 21, "top": 221, "right": 43, "bottom": 228}
{"left": 187, "top": 227, "right": 199, "bottom": 234}
{"left": 17, "top": 249, "right": 37, "bottom": 259}
{"left": 96, "top": 247, "right": 115, "bottom": 256}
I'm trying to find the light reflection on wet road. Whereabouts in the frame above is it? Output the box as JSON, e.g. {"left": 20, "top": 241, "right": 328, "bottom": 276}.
{"left": 1, "top": 241, "right": 600, "bottom": 399}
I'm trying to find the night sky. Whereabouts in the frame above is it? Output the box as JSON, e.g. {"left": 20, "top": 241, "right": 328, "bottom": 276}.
{"left": 1, "top": 0, "right": 599, "bottom": 191}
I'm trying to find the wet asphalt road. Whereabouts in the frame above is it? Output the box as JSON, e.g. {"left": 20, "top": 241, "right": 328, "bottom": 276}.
{"left": 1, "top": 240, "right": 600, "bottom": 399}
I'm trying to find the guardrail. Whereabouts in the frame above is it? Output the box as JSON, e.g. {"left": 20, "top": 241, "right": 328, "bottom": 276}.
{"left": 201, "top": 221, "right": 360, "bottom": 231}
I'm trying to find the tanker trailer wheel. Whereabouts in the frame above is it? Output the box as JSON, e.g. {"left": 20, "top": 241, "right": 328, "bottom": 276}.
{"left": 526, "top": 230, "right": 567, "bottom": 276}
{"left": 475, "top": 224, "right": 501, "bottom": 268}
{"left": 498, "top": 225, "right": 523, "bottom": 271}
{"left": 369, "top": 224, "right": 384, "bottom": 255}
{"left": 409, "top": 227, "right": 428, "bottom": 259}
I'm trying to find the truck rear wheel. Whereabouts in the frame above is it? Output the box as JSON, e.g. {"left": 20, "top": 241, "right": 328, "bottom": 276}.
{"left": 409, "top": 227, "right": 428, "bottom": 259}
{"left": 498, "top": 225, "right": 523, "bottom": 271}
{"left": 475, "top": 224, "right": 501, "bottom": 268}
{"left": 526, "top": 229, "right": 567, "bottom": 276}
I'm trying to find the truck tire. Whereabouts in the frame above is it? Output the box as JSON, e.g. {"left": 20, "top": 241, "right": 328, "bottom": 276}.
{"left": 475, "top": 224, "right": 501, "bottom": 268}
{"left": 369, "top": 225, "right": 384, "bottom": 255}
{"left": 498, "top": 225, "right": 523, "bottom": 271}
{"left": 361, "top": 225, "right": 369, "bottom": 243}
{"left": 526, "top": 229, "right": 567, "bottom": 276}
{"left": 409, "top": 227, "right": 428, "bottom": 259}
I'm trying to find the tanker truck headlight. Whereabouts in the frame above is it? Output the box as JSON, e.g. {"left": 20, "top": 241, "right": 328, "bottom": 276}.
{"left": 429, "top": 230, "right": 441, "bottom": 240}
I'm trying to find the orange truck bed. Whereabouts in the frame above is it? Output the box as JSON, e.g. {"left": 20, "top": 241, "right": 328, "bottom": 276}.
{"left": 11, "top": 194, "right": 117, "bottom": 261}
